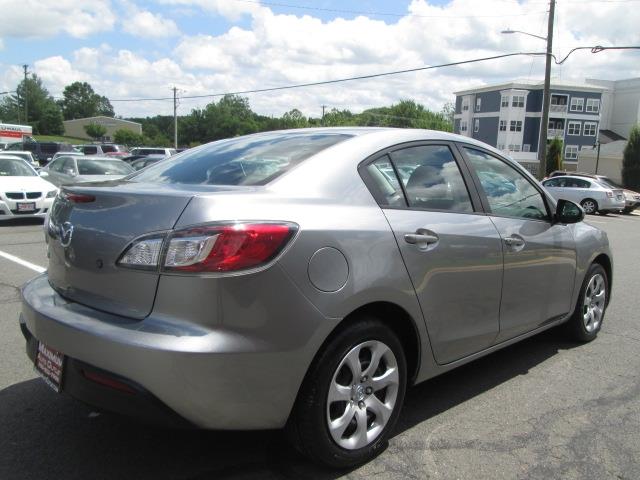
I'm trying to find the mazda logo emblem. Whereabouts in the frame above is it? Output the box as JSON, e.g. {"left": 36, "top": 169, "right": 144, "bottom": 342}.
{"left": 60, "top": 222, "right": 74, "bottom": 248}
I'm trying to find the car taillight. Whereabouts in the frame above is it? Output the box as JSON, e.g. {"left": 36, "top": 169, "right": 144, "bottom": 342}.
{"left": 164, "top": 223, "right": 297, "bottom": 273}
{"left": 606, "top": 191, "right": 614, "bottom": 198}
{"left": 117, "top": 223, "right": 297, "bottom": 273}
{"left": 61, "top": 190, "right": 95, "bottom": 203}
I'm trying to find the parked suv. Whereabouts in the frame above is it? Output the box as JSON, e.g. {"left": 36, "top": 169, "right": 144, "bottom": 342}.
{"left": 129, "top": 147, "right": 177, "bottom": 156}
{"left": 6, "top": 141, "right": 74, "bottom": 165}
{"left": 78, "top": 144, "right": 129, "bottom": 157}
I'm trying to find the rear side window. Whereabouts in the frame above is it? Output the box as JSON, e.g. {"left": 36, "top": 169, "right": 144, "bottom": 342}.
{"left": 464, "top": 148, "right": 548, "bottom": 221}
{"left": 78, "top": 160, "right": 134, "bottom": 175}
{"left": 101, "top": 145, "right": 116, "bottom": 153}
{"left": 543, "top": 178, "right": 559, "bottom": 187}
{"left": 132, "top": 133, "right": 352, "bottom": 186}
{"left": 391, "top": 145, "right": 473, "bottom": 212}
{"left": 83, "top": 146, "right": 98, "bottom": 155}
{"left": 364, "top": 157, "right": 406, "bottom": 207}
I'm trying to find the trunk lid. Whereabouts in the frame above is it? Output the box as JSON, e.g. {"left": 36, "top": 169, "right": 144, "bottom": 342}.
{"left": 46, "top": 182, "right": 195, "bottom": 319}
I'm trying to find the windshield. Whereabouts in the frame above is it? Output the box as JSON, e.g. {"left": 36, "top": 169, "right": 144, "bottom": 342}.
{"left": 0, "top": 157, "right": 37, "bottom": 176}
{"left": 131, "top": 132, "right": 352, "bottom": 186}
{"left": 77, "top": 159, "right": 134, "bottom": 175}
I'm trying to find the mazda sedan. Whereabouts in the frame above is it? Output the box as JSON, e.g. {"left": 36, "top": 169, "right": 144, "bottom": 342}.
{"left": 21, "top": 128, "right": 612, "bottom": 467}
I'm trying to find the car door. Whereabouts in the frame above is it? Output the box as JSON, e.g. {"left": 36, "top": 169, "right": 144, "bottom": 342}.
{"left": 460, "top": 146, "right": 577, "bottom": 341}
{"left": 361, "top": 143, "right": 503, "bottom": 364}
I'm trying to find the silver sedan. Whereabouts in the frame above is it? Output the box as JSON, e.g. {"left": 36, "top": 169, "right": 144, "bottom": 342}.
{"left": 542, "top": 175, "right": 625, "bottom": 214}
{"left": 21, "top": 128, "right": 612, "bottom": 468}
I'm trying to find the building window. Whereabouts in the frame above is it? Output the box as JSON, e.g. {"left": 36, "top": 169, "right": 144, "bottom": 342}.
{"left": 499, "top": 120, "right": 507, "bottom": 131}
{"left": 460, "top": 121, "right": 468, "bottom": 132}
{"left": 570, "top": 97, "right": 584, "bottom": 112}
{"left": 584, "top": 122, "right": 597, "bottom": 136}
{"left": 567, "top": 121, "right": 581, "bottom": 136}
{"left": 512, "top": 95, "right": 525, "bottom": 107}
{"left": 586, "top": 99, "right": 600, "bottom": 113}
{"left": 523, "top": 144, "right": 531, "bottom": 152}
{"left": 565, "top": 145, "right": 579, "bottom": 160}
{"left": 510, "top": 120, "right": 522, "bottom": 132}
{"left": 498, "top": 144, "right": 505, "bottom": 150}
{"left": 475, "top": 98, "right": 481, "bottom": 112}
{"left": 462, "top": 99, "right": 469, "bottom": 111}
{"left": 474, "top": 119, "right": 479, "bottom": 132}
{"left": 501, "top": 96, "right": 509, "bottom": 108}
{"left": 508, "top": 144, "right": 521, "bottom": 152}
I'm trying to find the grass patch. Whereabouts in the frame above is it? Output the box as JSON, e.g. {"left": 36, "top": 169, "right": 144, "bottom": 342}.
{"left": 34, "top": 135, "right": 87, "bottom": 144}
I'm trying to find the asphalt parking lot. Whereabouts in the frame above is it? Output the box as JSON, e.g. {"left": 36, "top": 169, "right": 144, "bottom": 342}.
{"left": 1, "top": 213, "right": 639, "bottom": 480}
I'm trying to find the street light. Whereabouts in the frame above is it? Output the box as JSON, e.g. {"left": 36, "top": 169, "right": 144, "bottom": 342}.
{"left": 501, "top": 0, "right": 555, "bottom": 179}
{"left": 501, "top": 29, "right": 547, "bottom": 42}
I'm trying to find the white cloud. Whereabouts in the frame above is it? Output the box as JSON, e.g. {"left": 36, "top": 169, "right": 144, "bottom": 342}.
{"left": 121, "top": 3, "right": 180, "bottom": 38}
{"left": 0, "top": 0, "right": 116, "bottom": 38}
{"left": 5, "top": 0, "right": 639, "bottom": 119}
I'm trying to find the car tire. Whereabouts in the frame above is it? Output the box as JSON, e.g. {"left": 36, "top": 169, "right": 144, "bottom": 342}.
{"left": 622, "top": 207, "right": 634, "bottom": 215}
{"left": 286, "top": 317, "right": 407, "bottom": 468}
{"left": 580, "top": 198, "right": 598, "bottom": 215}
{"left": 565, "top": 263, "right": 608, "bottom": 342}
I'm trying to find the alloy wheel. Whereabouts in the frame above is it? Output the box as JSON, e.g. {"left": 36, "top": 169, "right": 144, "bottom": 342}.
{"left": 583, "top": 273, "right": 606, "bottom": 332}
{"left": 326, "top": 340, "right": 399, "bottom": 450}
{"left": 582, "top": 200, "right": 596, "bottom": 214}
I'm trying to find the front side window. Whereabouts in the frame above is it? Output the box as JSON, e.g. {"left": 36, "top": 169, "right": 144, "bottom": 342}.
{"left": 391, "top": 145, "right": 473, "bottom": 212}
{"left": 567, "top": 121, "right": 581, "bottom": 136}
{"left": 584, "top": 122, "right": 597, "bottom": 136}
{"left": 61, "top": 157, "right": 76, "bottom": 174}
{"left": 464, "top": 148, "right": 548, "bottom": 221}
{"left": 570, "top": 97, "right": 584, "bottom": 112}
{"left": 77, "top": 160, "right": 134, "bottom": 175}
{"left": 586, "top": 99, "right": 600, "bottom": 113}
{"left": 565, "top": 145, "right": 579, "bottom": 160}
{"left": 132, "top": 132, "right": 352, "bottom": 186}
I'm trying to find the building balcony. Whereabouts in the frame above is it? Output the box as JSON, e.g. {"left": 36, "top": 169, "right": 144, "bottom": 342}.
{"left": 549, "top": 104, "right": 568, "bottom": 114}
{"left": 547, "top": 128, "right": 564, "bottom": 138}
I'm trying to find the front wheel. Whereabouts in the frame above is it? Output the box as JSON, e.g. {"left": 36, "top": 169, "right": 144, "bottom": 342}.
{"left": 286, "top": 318, "right": 407, "bottom": 468}
{"left": 566, "top": 263, "right": 608, "bottom": 342}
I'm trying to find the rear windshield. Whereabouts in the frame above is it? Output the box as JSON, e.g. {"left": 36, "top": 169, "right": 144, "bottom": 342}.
{"left": 77, "top": 159, "right": 134, "bottom": 175}
{"left": 131, "top": 133, "right": 352, "bottom": 186}
{"left": 0, "top": 158, "right": 36, "bottom": 176}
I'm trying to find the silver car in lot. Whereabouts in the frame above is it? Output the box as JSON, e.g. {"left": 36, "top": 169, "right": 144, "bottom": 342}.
{"left": 542, "top": 175, "right": 625, "bottom": 214}
{"left": 38, "top": 155, "right": 134, "bottom": 187}
{"left": 21, "top": 128, "right": 612, "bottom": 467}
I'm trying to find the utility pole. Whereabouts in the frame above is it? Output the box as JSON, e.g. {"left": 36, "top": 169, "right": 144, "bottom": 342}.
{"left": 23, "top": 64, "right": 29, "bottom": 124}
{"left": 537, "top": 0, "right": 555, "bottom": 180}
{"left": 595, "top": 140, "right": 601, "bottom": 174}
{"left": 172, "top": 86, "right": 178, "bottom": 149}
{"left": 321, "top": 105, "right": 327, "bottom": 125}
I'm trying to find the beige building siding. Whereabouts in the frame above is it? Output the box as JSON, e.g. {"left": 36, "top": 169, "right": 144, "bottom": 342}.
{"left": 63, "top": 116, "right": 142, "bottom": 141}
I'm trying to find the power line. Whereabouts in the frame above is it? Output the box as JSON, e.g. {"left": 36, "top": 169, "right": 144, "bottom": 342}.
{"left": 108, "top": 51, "right": 549, "bottom": 102}
{"left": 231, "top": 0, "right": 547, "bottom": 19}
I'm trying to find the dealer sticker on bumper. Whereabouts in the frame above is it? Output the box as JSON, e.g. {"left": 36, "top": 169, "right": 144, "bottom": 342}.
{"left": 35, "top": 342, "right": 65, "bottom": 393}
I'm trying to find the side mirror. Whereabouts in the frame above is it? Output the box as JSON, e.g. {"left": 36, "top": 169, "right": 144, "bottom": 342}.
{"left": 555, "top": 199, "right": 584, "bottom": 224}
{"left": 39, "top": 171, "right": 49, "bottom": 177}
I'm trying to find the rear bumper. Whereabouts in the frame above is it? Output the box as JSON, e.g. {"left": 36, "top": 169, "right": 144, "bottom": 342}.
{"left": 21, "top": 273, "right": 337, "bottom": 430}
{"left": 599, "top": 197, "right": 625, "bottom": 211}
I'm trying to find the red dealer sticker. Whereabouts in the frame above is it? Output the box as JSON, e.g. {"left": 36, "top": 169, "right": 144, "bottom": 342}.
{"left": 35, "top": 342, "right": 65, "bottom": 393}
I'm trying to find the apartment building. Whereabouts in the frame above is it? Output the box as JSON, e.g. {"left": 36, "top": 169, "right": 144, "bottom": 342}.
{"left": 453, "top": 80, "right": 605, "bottom": 175}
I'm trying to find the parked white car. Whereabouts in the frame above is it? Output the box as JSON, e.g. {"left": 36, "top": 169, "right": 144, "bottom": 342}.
{"left": 0, "top": 151, "right": 39, "bottom": 168}
{"left": 0, "top": 157, "right": 58, "bottom": 220}
{"left": 542, "top": 175, "right": 625, "bottom": 214}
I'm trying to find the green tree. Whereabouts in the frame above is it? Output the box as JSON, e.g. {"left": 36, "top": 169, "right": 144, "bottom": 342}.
{"left": 281, "top": 109, "right": 308, "bottom": 129}
{"left": 84, "top": 122, "right": 107, "bottom": 140}
{"left": 113, "top": 128, "right": 144, "bottom": 147}
{"left": 0, "top": 74, "right": 64, "bottom": 134}
{"left": 622, "top": 124, "right": 640, "bottom": 190}
{"left": 546, "top": 137, "right": 564, "bottom": 175}
{"left": 59, "top": 82, "right": 114, "bottom": 120}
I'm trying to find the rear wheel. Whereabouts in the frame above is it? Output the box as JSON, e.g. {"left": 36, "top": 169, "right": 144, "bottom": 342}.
{"left": 286, "top": 318, "right": 407, "bottom": 468}
{"left": 622, "top": 207, "right": 634, "bottom": 215}
{"left": 566, "top": 263, "right": 608, "bottom": 342}
{"left": 581, "top": 198, "right": 598, "bottom": 214}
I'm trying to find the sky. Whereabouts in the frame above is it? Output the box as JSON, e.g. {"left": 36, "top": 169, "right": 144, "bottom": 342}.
{"left": 1, "top": 0, "right": 639, "bottom": 119}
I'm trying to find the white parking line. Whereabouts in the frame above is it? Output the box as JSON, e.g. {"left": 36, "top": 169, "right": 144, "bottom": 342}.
{"left": 0, "top": 250, "right": 46, "bottom": 273}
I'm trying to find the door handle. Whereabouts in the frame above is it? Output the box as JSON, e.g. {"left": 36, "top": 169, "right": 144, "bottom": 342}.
{"left": 404, "top": 233, "right": 439, "bottom": 246}
{"left": 504, "top": 236, "right": 525, "bottom": 248}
